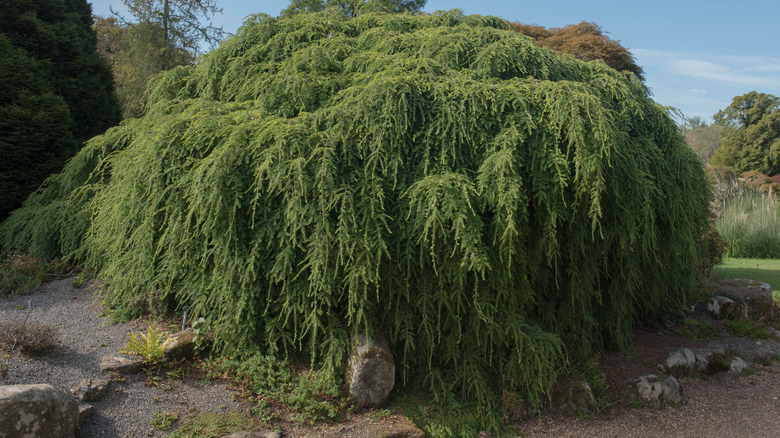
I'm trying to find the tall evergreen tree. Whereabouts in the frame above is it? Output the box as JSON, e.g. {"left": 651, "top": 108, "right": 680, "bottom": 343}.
{"left": 0, "top": 0, "right": 121, "bottom": 220}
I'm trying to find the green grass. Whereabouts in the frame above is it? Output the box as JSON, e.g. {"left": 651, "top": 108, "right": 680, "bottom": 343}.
{"left": 713, "top": 257, "right": 780, "bottom": 302}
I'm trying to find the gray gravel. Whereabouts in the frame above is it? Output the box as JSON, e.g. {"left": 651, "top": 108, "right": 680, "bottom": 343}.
{"left": 1, "top": 278, "right": 243, "bottom": 437}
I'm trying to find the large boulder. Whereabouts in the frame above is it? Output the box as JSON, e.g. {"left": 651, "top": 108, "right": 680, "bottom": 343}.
{"left": 661, "top": 348, "right": 696, "bottom": 378}
{"left": 550, "top": 379, "right": 597, "bottom": 417}
{"left": 70, "top": 378, "right": 110, "bottom": 402}
{"left": 714, "top": 278, "right": 774, "bottom": 321}
{"left": 0, "top": 384, "right": 79, "bottom": 438}
{"left": 346, "top": 333, "right": 395, "bottom": 408}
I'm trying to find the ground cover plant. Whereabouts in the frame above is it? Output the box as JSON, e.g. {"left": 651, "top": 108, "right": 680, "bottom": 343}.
{"left": 0, "top": 9, "right": 711, "bottom": 430}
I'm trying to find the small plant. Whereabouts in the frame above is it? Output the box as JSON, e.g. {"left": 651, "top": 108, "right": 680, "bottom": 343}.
{"left": 678, "top": 317, "right": 719, "bottom": 340}
{"left": 167, "top": 411, "right": 258, "bottom": 438}
{"left": 725, "top": 318, "right": 771, "bottom": 339}
{"left": 627, "top": 399, "right": 642, "bottom": 409}
{"left": 151, "top": 410, "right": 178, "bottom": 431}
{"left": 0, "top": 318, "right": 58, "bottom": 354}
{"left": 121, "top": 325, "right": 175, "bottom": 365}
{"left": 192, "top": 317, "right": 211, "bottom": 353}
{"left": 0, "top": 254, "right": 73, "bottom": 296}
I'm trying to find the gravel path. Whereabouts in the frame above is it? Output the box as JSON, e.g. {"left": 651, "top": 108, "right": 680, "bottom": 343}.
{"left": 519, "top": 366, "right": 780, "bottom": 437}
{"left": 1, "top": 278, "right": 242, "bottom": 438}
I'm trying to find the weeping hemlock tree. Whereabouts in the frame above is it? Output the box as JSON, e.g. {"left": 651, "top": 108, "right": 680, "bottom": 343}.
{"left": 0, "top": 11, "right": 710, "bottom": 409}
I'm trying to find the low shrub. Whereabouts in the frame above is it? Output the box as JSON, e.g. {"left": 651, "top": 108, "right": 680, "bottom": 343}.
{"left": 0, "top": 254, "right": 73, "bottom": 296}
{"left": 167, "top": 411, "right": 259, "bottom": 438}
{"left": 0, "top": 318, "right": 59, "bottom": 353}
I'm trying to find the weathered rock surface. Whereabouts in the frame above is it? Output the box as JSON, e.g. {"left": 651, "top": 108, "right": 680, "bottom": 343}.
{"left": 346, "top": 333, "right": 395, "bottom": 408}
{"left": 78, "top": 404, "right": 95, "bottom": 426}
{"left": 70, "top": 378, "right": 110, "bottom": 402}
{"left": 99, "top": 355, "right": 144, "bottom": 374}
{"left": 551, "top": 380, "right": 597, "bottom": 417}
{"left": 219, "top": 432, "right": 280, "bottom": 438}
{"left": 661, "top": 348, "right": 696, "bottom": 378}
{"left": 164, "top": 328, "right": 196, "bottom": 361}
{"left": 729, "top": 357, "right": 749, "bottom": 376}
{"left": 714, "top": 278, "right": 774, "bottom": 321}
{"left": 690, "top": 346, "right": 729, "bottom": 374}
{"left": 0, "top": 384, "right": 79, "bottom": 438}
{"left": 628, "top": 374, "right": 685, "bottom": 409}
{"left": 707, "top": 295, "right": 746, "bottom": 320}
{"left": 324, "top": 416, "right": 424, "bottom": 438}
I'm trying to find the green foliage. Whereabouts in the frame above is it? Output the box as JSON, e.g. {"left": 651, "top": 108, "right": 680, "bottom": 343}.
{"left": 167, "top": 411, "right": 259, "bottom": 438}
{"left": 710, "top": 92, "right": 780, "bottom": 175}
{"left": 0, "top": 10, "right": 711, "bottom": 411}
{"left": 282, "top": 0, "right": 426, "bottom": 17}
{"left": 0, "top": 254, "right": 72, "bottom": 296}
{"left": 212, "top": 354, "right": 346, "bottom": 424}
{"left": 151, "top": 410, "right": 179, "bottom": 430}
{"left": 715, "top": 180, "right": 780, "bottom": 259}
{"left": 725, "top": 318, "right": 771, "bottom": 339}
{"left": 0, "top": 0, "right": 120, "bottom": 220}
{"left": 121, "top": 325, "right": 175, "bottom": 365}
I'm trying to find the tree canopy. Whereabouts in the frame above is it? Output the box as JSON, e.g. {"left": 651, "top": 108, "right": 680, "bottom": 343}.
{"left": 0, "top": 10, "right": 710, "bottom": 418}
{"left": 282, "top": 0, "right": 426, "bottom": 17}
{"left": 710, "top": 92, "right": 780, "bottom": 175}
{"left": 513, "top": 21, "right": 644, "bottom": 80}
{"left": 0, "top": 0, "right": 120, "bottom": 220}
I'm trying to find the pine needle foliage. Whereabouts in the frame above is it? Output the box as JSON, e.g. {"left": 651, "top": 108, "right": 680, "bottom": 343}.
{"left": 0, "top": 10, "right": 710, "bottom": 412}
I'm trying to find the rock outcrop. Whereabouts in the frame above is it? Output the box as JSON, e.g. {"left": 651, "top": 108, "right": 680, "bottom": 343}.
{"left": 0, "top": 384, "right": 79, "bottom": 438}
{"left": 346, "top": 333, "right": 395, "bottom": 408}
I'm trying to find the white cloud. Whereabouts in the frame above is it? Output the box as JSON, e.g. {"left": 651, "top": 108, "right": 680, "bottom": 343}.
{"left": 688, "top": 88, "right": 707, "bottom": 94}
{"left": 631, "top": 48, "right": 780, "bottom": 90}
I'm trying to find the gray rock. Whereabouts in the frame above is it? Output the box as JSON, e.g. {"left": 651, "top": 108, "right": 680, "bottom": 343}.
{"left": 551, "top": 380, "right": 597, "bottom": 417}
{"left": 100, "top": 355, "right": 144, "bottom": 374}
{"left": 729, "top": 357, "right": 749, "bottom": 376}
{"left": 71, "top": 378, "right": 110, "bottom": 402}
{"left": 707, "top": 295, "right": 746, "bottom": 319}
{"left": 346, "top": 333, "right": 395, "bottom": 408}
{"left": 219, "top": 433, "right": 280, "bottom": 438}
{"left": 164, "top": 328, "right": 196, "bottom": 361}
{"left": 628, "top": 374, "right": 685, "bottom": 409}
{"left": 690, "top": 346, "right": 729, "bottom": 374}
{"left": 662, "top": 348, "right": 696, "bottom": 377}
{"left": 714, "top": 278, "right": 774, "bottom": 321}
{"left": 0, "top": 384, "right": 79, "bottom": 438}
{"left": 78, "top": 404, "right": 94, "bottom": 426}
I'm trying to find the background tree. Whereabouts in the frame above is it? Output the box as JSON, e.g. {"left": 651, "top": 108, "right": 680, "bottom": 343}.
{"left": 282, "top": 0, "right": 426, "bottom": 17}
{"left": 0, "top": 0, "right": 120, "bottom": 220}
{"left": 686, "top": 123, "right": 723, "bottom": 164}
{"left": 94, "top": 16, "right": 192, "bottom": 118}
{"left": 513, "top": 21, "right": 644, "bottom": 80}
{"left": 710, "top": 92, "right": 780, "bottom": 175}
{"left": 113, "top": 0, "right": 224, "bottom": 68}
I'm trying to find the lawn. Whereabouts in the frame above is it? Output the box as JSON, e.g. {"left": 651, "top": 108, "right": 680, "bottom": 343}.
{"left": 713, "top": 257, "right": 780, "bottom": 302}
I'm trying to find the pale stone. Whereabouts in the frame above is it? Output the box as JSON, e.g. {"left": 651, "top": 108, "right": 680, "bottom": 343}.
{"left": 628, "top": 374, "right": 685, "bottom": 409}
{"left": 164, "top": 328, "right": 196, "bottom": 361}
{"left": 346, "top": 333, "right": 395, "bottom": 408}
{"left": 71, "top": 378, "right": 110, "bottom": 402}
{"left": 99, "top": 355, "right": 144, "bottom": 374}
{"left": 707, "top": 295, "right": 746, "bottom": 320}
{"left": 662, "top": 348, "right": 696, "bottom": 378}
{"left": 0, "top": 384, "right": 79, "bottom": 438}
{"left": 729, "top": 357, "right": 749, "bottom": 376}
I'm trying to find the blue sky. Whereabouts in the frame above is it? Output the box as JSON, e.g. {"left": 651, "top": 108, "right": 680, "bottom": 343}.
{"left": 89, "top": 0, "right": 780, "bottom": 122}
